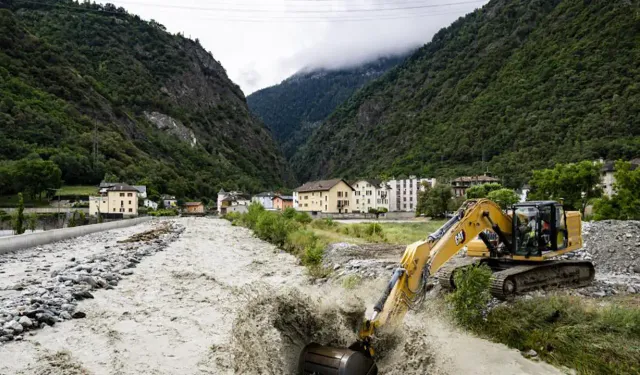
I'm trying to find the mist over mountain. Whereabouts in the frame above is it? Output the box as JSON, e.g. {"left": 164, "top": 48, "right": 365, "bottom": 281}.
{"left": 247, "top": 53, "right": 410, "bottom": 160}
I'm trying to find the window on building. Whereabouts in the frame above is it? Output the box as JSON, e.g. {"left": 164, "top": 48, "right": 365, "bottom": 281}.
{"left": 403, "top": 197, "right": 406, "bottom": 201}
{"left": 337, "top": 191, "right": 342, "bottom": 197}
{"left": 128, "top": 200, "right": 131, "bottom": 205}
{"left": 410, "top": 204, "right": 414, "bottom": 209}
{"left": 304, "top": 203, "right": 308, "bottom": 207}
{"left": 121, "top": 200, "right": 124, "bottom": 206}
{"left": 127, "top": 193, "right": 133, "bottom": 197}
{"left": 367, "top": 199, "right": 370, "bottom": 204}
{"left": 356, "top": 199, "right": 359, "bottom": 204}
{"left": 325, "top": 205, "right": 327, "bottom": 211}
{"left": 129, "top": 208, "right": 133, "bottom": 213}
{"left": 119, "top": 193, "right": 125, "bottom": 197}
{"left": 403, "top": 204, "right": 407, "bottom": 209}
{"left": 113, "top": 208, "right": 116, "bottom": 212}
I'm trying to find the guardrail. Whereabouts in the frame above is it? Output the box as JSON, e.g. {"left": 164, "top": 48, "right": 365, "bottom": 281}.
{"left": 0, "top": 207, "right": 90, "bottom": 214}
{"left": 0, "top": 216, "right": 154, "bottom": 254}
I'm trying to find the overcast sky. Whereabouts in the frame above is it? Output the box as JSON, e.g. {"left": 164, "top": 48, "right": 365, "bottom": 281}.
{"left": 112, "top": 0, "right": 489, "bottom": 94}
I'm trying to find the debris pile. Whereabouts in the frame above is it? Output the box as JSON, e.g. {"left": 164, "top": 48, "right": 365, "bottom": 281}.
{"left": 324, "top": 242, "right": 404, "bottom": 280}
{"left": 580, "top": 220, "right": 640, "bottom": 275}
{"left": 0, "top": 222, "right": 183, "bottom": 344}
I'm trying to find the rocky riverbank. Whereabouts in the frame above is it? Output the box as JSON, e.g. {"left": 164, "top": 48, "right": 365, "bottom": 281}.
{"left": 0, "top": 221, "right": 183, "bottom": 344}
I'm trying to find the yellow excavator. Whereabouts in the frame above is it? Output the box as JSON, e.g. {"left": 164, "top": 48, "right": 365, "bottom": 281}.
{"left": 299, "top": 199, "right": 594, "bottom": 375}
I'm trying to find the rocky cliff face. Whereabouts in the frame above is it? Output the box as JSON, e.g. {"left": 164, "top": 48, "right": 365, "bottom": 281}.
{"left": 0, "top": 1, "right": 293, "bottom": 196}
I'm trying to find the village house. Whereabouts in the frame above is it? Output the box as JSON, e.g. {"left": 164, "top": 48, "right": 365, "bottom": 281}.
{"left": 184, "top": 202, "right": 205, "bottom": 213}
{"left": 217, "top": 189, "right": 250, "bottom": 215}
{"left": 251, "top": 192, "right": 276, "bottom": 209}
{"left": 600, "top": 158, "right": 640, "bottom": 197}
{"left": 161, "top": 195, "right": 177, "bottom": 208}
{"left": 272, "top": 195, "right": 294, "bottom": 211}
{"left": 388, "top": 176, "right": 437, "bottom": 212}
{"left": 350, "top": 179, "right": 391, "bottom": 213}
{"left": 293, "top": 179, "right": 354, "bottom": 214}
{"left": 89, "top": 183, "right": 139, "bottom": 217}
{"left": 451, "top": 174, "right": 500, "bottom": 198}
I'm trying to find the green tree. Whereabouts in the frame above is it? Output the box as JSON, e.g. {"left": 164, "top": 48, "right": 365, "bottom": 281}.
{"left": 487, "top": 188, "right": 519, "bottom": 209}
{"left": 415, "top": 181, "right": 432, "bottom": 216}
{"left": 425, "top": 184, "right": 453, "bottom": 218}
{"left": 27, "top": 212, "right": 37, "bottom": 232}
{"left": 529, "top": 161, "right": 602, "bottom": 213}
{"left": 11, "top": 192, "right": 25, "bottom": 234}
{"left": 465, "top": 185, "right": 487, "bottom": 199}
{"left": 368, "top": 207, "right": 388, "bottom": 219}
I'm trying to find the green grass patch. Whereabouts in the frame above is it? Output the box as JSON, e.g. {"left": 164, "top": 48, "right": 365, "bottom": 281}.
{"left": 55, "top": 185, "right": 98, "bottom": 196}
{"left": 308, "top": 220, "right": 446, "bottom": 246}
{"left": 378, "top": 221, "right": 445, "bottom": 244}
{"left": 0, "top": 195, "right": 50, "bottom": 208}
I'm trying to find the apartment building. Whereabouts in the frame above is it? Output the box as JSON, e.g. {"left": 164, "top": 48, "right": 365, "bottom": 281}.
{"left": 89, "top": 183, "right": 139, "bottom": 217}
{"left": 293, "top": 179, "right": 354, "bottom": 213}
{"left": 351, "top": 179, "right": 391, "bottom": 213}
{"left": 388, "top": 176, "right": 436, "bottom": 212}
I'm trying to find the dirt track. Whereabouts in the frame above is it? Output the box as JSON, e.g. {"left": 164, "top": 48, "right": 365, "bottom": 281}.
{"left": 0, "top": 218, "right": 566, "bottom": 374}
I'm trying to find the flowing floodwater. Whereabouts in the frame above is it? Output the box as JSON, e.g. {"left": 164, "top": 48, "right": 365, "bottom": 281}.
{"left": 0, "top": 218, "right": 566, "bottom": 374}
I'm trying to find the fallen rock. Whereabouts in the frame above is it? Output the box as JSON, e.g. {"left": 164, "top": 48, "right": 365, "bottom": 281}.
{"left": 3, "top": 320, "right": 23, "bottom": 333}
{"left": 18, "top": 316, "right": 33, "bottom": 328}
{"left": 120, "top": 269, "right": 134, "bottom": 276}
{"left": 523, "top": 349, "right": 538, "bottom": 358}
{"left": 72, "top": 311, "right": 86, "bottom": 319}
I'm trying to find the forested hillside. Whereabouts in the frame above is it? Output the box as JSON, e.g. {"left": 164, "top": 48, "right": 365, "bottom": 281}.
{"left": 0, "top": 0, "right": 293, "bottom": 199}
{"left": 247, "top": 55, "right": 408, "bottom": 159}
{"left": 292, "top": 0, "right": 640, "bottom": 187}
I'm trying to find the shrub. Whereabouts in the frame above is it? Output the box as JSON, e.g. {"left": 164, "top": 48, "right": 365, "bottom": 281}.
{"left": 446, "top": 264, "right": 492, "bottom": 330}
{"left": 302, "top": 241, "right": 325, "bottom": 266}
{"left": 285, "top": 229, "right": 319, "bottom": 256}
{"left": 342, "top": 275, "right": 361, "bottom": 289}
{"left": 223, "top": 212, "right": 242, "bottom": 223}
{"left": 255, "top": 211, "right": 300, "bottom": 247}
{"left": 365, "top": 223, "right": 383, "bottom": 236}
{"left": 149, "top": 209, "right": 178, "bottom": 216}
{"left": 294, "top": 211, "right": 312, "bottom": 224}
{"left": 311, "top": 218, "right": 336, "bottom": 230}
{"left": 282, "top": 207, "right": 297, "bottom": 220}
{"left": 242, "top": 202, "right": 265, "bottom": 229}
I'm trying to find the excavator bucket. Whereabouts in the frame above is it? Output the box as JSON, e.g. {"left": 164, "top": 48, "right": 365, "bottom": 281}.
{"left": 298, "top": 343, "right": 378, "bottom": 375}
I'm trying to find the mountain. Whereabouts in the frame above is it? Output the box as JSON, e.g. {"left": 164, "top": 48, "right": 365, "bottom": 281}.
{"left": 0, "top": 0, "right": 293, "bottom": 199}
{"left": 291, "top": 0, "right": 640, "bottom": 187}
{"left": 246, "top": 55, "right": 408, "bottom": 159}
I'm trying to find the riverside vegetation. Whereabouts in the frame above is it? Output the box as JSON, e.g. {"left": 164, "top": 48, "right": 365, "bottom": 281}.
{"left": 450, "top": 266, "right": 640, "bottom": 375}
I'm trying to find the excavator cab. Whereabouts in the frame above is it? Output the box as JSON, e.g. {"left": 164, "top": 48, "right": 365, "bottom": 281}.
{"left": 512, "top": 201, "right": 567, "bottom": 256}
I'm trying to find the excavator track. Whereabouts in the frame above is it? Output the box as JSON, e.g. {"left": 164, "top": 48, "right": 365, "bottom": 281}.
{"left": 435, "top": 257, "right": 479, "bottom": 290}
{"left": 489, "top": 260, "right": 595, "bottom": 300}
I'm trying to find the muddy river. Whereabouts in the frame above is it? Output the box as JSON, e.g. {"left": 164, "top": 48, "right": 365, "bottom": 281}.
{"left": 0, "top": 218, "right": 566, "bottom": 374}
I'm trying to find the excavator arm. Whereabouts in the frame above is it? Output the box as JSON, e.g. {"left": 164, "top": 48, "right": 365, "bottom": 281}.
{"left": 357, "top": 199, "right": 512, "bottom": 353}
{"left": 298, "top": 199, "right": 513, "bottom": 374}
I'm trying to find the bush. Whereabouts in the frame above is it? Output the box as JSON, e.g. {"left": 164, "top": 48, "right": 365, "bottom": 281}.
{"left": 483, "top": 296, "right": 640, "bottom": 374}
{"left": 311, "top": 218, "right": 336, "bottom": 230}
{"left": 446, "top": 264, "right": 492, "bottom": 330}
{"left": 285, "top": 229, "right": 319, "bottom": 256}
{"left": 282, "top": 207, "right": 297, "bottom": 220}
{"left": 223, "top": 211, "right": 242, "bottom": 223}
{"left": 149, "top": 209, "right": 178, "bottom": 216}
{"left": 365, "top": 223, "right": 383, "bottom": 236}
{"left": 241, "top": 202, "right": 265, "bottom": 229}
{"left": 255, "top": 211, "right": 300, "bottom": 247}
{"left": 294, "top": 211, "right": 312, "bottom": 224}
{"left": 342, "top": 275, "right": 361, "bottom": 289}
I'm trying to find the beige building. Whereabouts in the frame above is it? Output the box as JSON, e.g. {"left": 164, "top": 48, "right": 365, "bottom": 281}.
{"left": 90, "top": 184, "right": 139, "bottom": 217}
{"left": 293, "top": 179, "right": 354, "bottom": 213}
{"left": 351, "top": 179, "right": 391, "bottom": 213}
